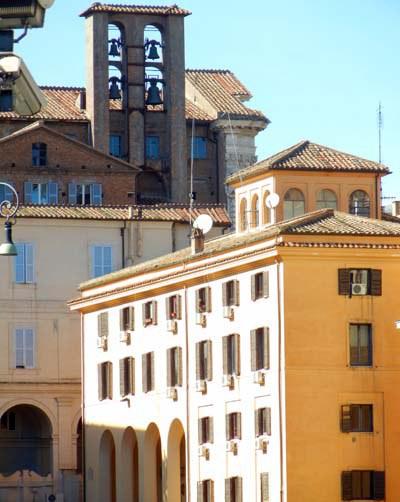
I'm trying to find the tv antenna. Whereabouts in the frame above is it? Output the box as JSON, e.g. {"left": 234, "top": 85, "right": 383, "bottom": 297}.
{"left": 378, "top": 102, "right": 383, "bottom": 164}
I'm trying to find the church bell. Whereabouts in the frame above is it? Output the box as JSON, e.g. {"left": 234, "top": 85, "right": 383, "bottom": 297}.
{"left": 108, "top": 39, "right": 120, "bottom": 57}
{"left": 146, "top": 79, "right": 163, "bottom": 105}
{"left": 109, "top": 77, "right": 122, "bottom": 100}
{"left": 146, "top": 41, "right": 160, "bottom": 60}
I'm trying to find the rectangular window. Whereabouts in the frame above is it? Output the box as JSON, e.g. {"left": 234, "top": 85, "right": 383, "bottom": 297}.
{"left": 32, "top": 143, "right": 47, "bottom": 166}
{"left": 109, "top": 134, "right": 122, "bottom": 158}
{"left": 191, "top": 137, "right": 207, "bottom": 159}
{"left": 166, "top": 294, "right": 181, "bottom": 320}
{"left": 91, "top": 245, "right": 112, "bottom": 278}
{"left": 68, "top": 183, "right": 102, "bottom": 206}
{"left": 251, "top": 327, "right": 270, "bottom": 371}
{"left": 142, "top": 300, "right": 157, "bottom": 326}
{"left": 261, "top": 473, "right": 270, "bottom": 502}
{"left": 15, "top": 328, "right": 34, "bottom": 369}
{"left": 338, "top": 268, "right": 382, "bottom": 296}
{"left": 226, "top": 412, "right": 241, "bottom": 440}
{"left": 14, "top": 243, "right": 34, "bottom": 284}
{"left": 0, "top": 182, "right": 14, "bottom": 204}
{"left": 251, "top": 271, "right": 269, "bottom": 301}
{"left": 196, "top": 340, "right": 213, "bottom": 381}
{"left": 223, "top": 334, "right": 240, "bottom": 376}
{"left": 198, "top": 416, "right": 214, "bottom": 444}
{"left": 225, "top": 477, "right": 242, "bottom": 502}
{"left": 119, "top": 357, "right": 135, "bottom": 397}
{"left": 255, "top": 407, "right": 271, "bottom": 437}
{"left": 24, "top": 181, "right": 58, "bottom": 204}
{"left": 167, "top": 347, "right": 182, "bottom": 387}
{"left": 196, "top": 287, "right": 212, "bottom": 313}
{"left": 342, "top": 471, "right": 385, "bottom": 500}
{"left": 120, "top": 306, "right": 135, "bottom": 332}
{"left": 146, "top": 135, "right": 160, "bottom": 160}
{"left": 222, "top": 280, "right": 240, "bottom": 307}
{"left": 197, "top": 479, "right": 214, "bottom": 502}
{"left": 349, "top": 324, "right": 372, "bottom": 366}
{"left": 98, "top": 361, "right": 113, "bottom": 400}
{"left": 341, "top": 404, "right": 373, "bottom": 432}
{"left": 142, "top": 352, "right": 155, "bottom": 393}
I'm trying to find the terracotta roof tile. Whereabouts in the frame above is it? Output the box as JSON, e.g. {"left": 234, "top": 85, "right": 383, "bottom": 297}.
{"left": 227, "top": 140, "right": 390, "bottom": 183}
{"left": 80, "top": 3, "right": 191, "bottom": 17}
{"left": 15, "top": 203, "right": 230, "bottom": 225}
{"left": 185, "top": 99, "right": 214, "bottom": 121}
{"left": 77, "top": 209, "right": 400, "bottom": 292}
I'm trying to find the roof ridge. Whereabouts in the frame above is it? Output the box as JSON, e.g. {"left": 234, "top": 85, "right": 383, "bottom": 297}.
{"left": 186, "top": 69, "right": 233, "bottom": 74}
{"left": 40, "top": 85, "right": 85, "bottom": 91}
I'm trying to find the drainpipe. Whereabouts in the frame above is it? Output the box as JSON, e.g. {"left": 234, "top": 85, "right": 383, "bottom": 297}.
{"left": 80, "top": 313, "right": 87, "bottom": 502}
{"left": 120, "top": 222, "right": 126, "bottom": 268}
{"left": 183, "top": 286, "right": 191, "bottom": 502}
{"left": 276, "top": 257, "right": 285, "bottom": 502}
{"left": 375, "top": 174, "right": 379, "bottom": 219}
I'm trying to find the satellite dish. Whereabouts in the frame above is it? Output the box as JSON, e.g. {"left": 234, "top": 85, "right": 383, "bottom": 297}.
{"left": 193, "top": 214, "right": 213, "bottom": 234}
{"left": 265, "top": 193, "right": 280, "bottom": 209}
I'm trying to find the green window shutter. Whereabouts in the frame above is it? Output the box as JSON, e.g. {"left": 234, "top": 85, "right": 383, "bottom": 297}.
{"left": 195, "top": 290, "right": 201, "bottom": 313}
{"left": 234, "top": 334, "right": 241, "bottom": 375}
{"left": 206, "top": 340, "right": 213, "bottom": 381}
{"left": 222, "top": 283, "right": 228, "bottom": 306}
{"left": 150, "top": 352, "right": 155, "bottom": 390}
{"left": 142, "top": 354, "right": 147, "bottom": 393}
{"left": 98, "top": 363, "right": 104, "bottom": 401}
{"left": 251, "top": 274, "right": 256, "bottom": 301}
{"left": 341, "top": 471, "right": 353, "bottom": 501}
{"left": 341, "top": 405, "right": 352, "bottom": 432}
{"left": 195, "top": 342, "right": 201, "bottom": 380}
{"left": 129, "top": 357, "right": 135, "bottom": 395}
{"left": 255, "top": 408, "right": 260, "bottom": 436}
{"left": 209, "top": 417, "right": 214, "bottom": 444}
{"left": 266, "top": 407, "right": 271, "bottom": 436}
{"left": 99, "top": 312, "right": 108, "bottom": 338}
{"left": 119, "top": 309, "right": 125, "bottom": 331}
{"left": 177, "top": 347, "right": 183, "bottom": 386}
{"left": 370, "top": 269, "right": 382, "bottom": 296}
{"left": 198, "top": 418, "right": 203, "bottom": 445}
{"left": 262, "top": 271, "right": 269, "bottom": 298}
{"left": 250, "top": 330, "right": 257, "bottom": 371}
{"left": 338, "top": 269, "right": 351, "bottom": 295}
{"left": 119, "top": 359, "right": 126, "bottom": 397}
{"left": 128, "top": 307, "right": 135, "bottom": 330}
{"left": 226, "top": 414, "right": 231, "bottom": 440}
{"left": 166, "top": 349, "right": 172, "bottom": 387}
{"left": 152, "top": 301, "right": 158, "bottom": 325}
{"left": 166, "top": 297, "right": 171, "bottom": 319}
{"left": 237, "top": 412, "right": 242, "bottom": 439}
{"left": 264, "top": 327, "right": 270, "bottom": 369}
{"left": 142, "top": 303, "right": 147, "bottom": 326}
{"left": 261, "top": 472, "right": 269, "bottom": 502}
{"left": 205, "top": 287, "right": 212, "bottom": 312}
{"left": 373, "top": 471, "right": 385, "bottom": 500}
{"left": 222, "top": 336, "right": 228, "bottom": 375}
{"left": 177, "top": 294, "right": 182, "bottom": 319}
{"left": 234, "top": 280, "right": 240, "bottom": 306}
{"left": 106, "top": 362, "right": 113, "bottom": 399}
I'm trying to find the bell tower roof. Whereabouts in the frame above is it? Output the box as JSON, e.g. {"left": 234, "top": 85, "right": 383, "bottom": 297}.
{"left": 80, "top": 3, "right": 191, "bottom": 17}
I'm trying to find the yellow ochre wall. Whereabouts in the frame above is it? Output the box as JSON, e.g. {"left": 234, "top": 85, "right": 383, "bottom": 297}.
{"left": 281, "top": 245, "right": 400, "bottom": 501}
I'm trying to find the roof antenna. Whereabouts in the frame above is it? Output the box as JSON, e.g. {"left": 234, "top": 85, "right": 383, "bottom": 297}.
{"left": 378, "top": 102, "right": 383, "bottom": 164}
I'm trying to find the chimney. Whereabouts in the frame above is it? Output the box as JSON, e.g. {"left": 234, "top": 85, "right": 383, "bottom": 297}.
{"left": 392, "top": 201, "right": 400, "bottom": 217}
{"left": 191, "top": 228, "right": 205, "bottom": 254}
{"left": 76, "top": 90, "right": 86, "bottom": 110}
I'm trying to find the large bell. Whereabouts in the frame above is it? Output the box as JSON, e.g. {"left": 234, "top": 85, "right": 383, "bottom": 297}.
{"left": 146, "top": 80, "right": 163, "bottom": 105}
{"left": 109, "top": 39, "right": 120, "bottom": 57}
{"left": 147, "top": 41, "right": 160, "bottom": 60}
{"left": 109, "top": 77, "right": 121, "bottom": 100}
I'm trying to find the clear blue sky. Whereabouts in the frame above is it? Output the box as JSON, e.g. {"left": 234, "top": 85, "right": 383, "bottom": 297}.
{"left": 15, "top": 0, "right": 400, "bottom": 199}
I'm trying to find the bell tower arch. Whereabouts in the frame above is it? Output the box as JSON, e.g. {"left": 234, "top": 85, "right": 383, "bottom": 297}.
{"left": 81, "top": 4, "right": 190, "bottom": 203}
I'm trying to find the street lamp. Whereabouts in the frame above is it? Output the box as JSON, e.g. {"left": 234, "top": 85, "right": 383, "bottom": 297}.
{"left": 0, "top": 182, "right": 18, "bottom": 256}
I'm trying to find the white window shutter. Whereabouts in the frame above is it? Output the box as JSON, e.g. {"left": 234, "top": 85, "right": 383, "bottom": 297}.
{"left": 24, "top": 182, "right": 33, "bottom": 204}
{"left": 25, "top": 244, "right": 34, "bottom": 283}
{"left": 15, "top": 329, "right": 24, "bottom": 367}
{"left": 68, "top": 183, "right": 77, "bottom": 204}
{"left": 91, "top": 184, "right": 102, "bottom": 205}
{"left": 48, "top": 182, "right": 58, "bottom": 204}
{"left": 14, "top": 243, "right": 25, "bottom": 283}
{"left": 103, "top": 246, "right": 112, "bottom": 274}
{"left": 24, "top": 329, "right": 34, "bottom": 368}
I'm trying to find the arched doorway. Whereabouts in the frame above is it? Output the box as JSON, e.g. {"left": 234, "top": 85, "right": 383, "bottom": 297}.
{"left": 99, "top": 430, "right": 116, "bottom": 502}
{"left": 167, "top": 419, "right": 186, "bottom": 502}
{"left": 144, "top": 423, "right": 162, "bottom": 502}
{"left": 0, "top": 404, "right": 53, "bottom": 476}
{"left": 121, "top": 427, "right": 139, "bottom": 502}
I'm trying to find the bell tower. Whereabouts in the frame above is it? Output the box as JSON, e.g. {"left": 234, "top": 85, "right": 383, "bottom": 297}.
{"left": 81, "top": 3, "right": 190, "bottom": 203}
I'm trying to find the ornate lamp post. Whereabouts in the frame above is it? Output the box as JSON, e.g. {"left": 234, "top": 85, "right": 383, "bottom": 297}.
{"left": 0, "top": 182, "right": 18, "bottom": 256}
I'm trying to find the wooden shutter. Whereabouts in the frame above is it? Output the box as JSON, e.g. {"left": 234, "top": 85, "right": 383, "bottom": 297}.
{"left": 373, "top": 471, "right": 385, "bottom": 500}
{"left": 251, "top": 275, "right": 256, "bottom": 301}
{"left": 106, "top": 362, "right": 113, "bottom": 399}
{"left": 250, "top": 330, "right": 257, "bottom": 371}
{"left": 150, "top": 352, "right": 155, "bottom": 390}
{"left": 237, "top": 412, "right": 242, "bottom": 439}
{"left": 225, "top": 414, "right": 231, "bottom": 440}
{"left": 236, "top": 477, "right": 243, "bottom": 502}
{"left": 177, "top": 347, "right": 183, "bottom": 386}
{"left": 198, "top": 418, "right": 203, "bottom": 445}
{"left": 264, "top": 328, "right": 270, "bottom": 369}
{"left": 119, "top": 309, "right": 125, "bottom": 331}
{"left": 225, "top": 478, "right": 231, "bottom": 502}
{"left": 197, "top": 481, "right": 203, "bottom": 502}
{"left": 265, "top": 407, "right": 271, "bottom": 435}
{"left": 196, "top": 342, "right": 201, "bottom": 380}
{"left": 206, "top": 340, "right": 213, "bottom": 381}
{"left": 341, "top": 405, "right": 352, "bottom": 432}
{"left": 370, "top": 269, "right": 382, "bottom": 296}
{"left": 98, "top": 363, "right": 104, "bottom": 401}
{"left": 195, "top": 290, "right": 201, "bottom": 313}
{"left": 142, "top": 354, "right": 148, "bottom": 393}
{"left": 129, "top": 357, "right": 135, "bottom": 395}
{"left": 234, "top": 334, "right": 241, "bottom": 375}
{"left": 128, "top": 307, "right": 135, "bottom": 330}
{"left": 338, "top": 269, "right": 351, "bottom": 295}
{"left": 262, "top": 271, "right": 269, "bottom": 298}
{"left": 152, "top": 301, "right": 158, "bottom": 325}
{"left": 233, "top": 280, "right": 240, "bottom": 306}
{"left": 205, "top": 287, "right": 212, "bottom": 312}
{"left": 255, "top": 409, "right": 260, "bottom": 436}
{"left": 98, "top": 312, "right": 108, "bottom": 338}
{"left": 119, "top": 359, "right": 126, "bottom": 397}
{"left": 176, "top": 295, "right": 182, "bottom": 319}
{"left": 166, "top": 348, "right": 172, "bottom": 387}
{"left": 166, "top": 297, "right": 172, "bottom": 319}
{"left": 142, "top": 303, "right": 146, "bottom": 326}
{"left": 222, "top": 336, "right": 228, "bottom": 375}
{"left": 261, "top": 473, "right": 269, "bottom": 502}
{"left": 222, "top": 283, "right": 228, "bottom": 306}
{"left": 209, "top": 417, "right": 214, "bottom": 444}
{"left": 341, "top": 471, "right": 353, "bottom": 501}
{"left": 208, "top": 480, "right": 214, "bottom": 502}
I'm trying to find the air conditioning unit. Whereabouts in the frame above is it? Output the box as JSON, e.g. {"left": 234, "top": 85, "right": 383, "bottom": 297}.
{"left": 223, "top": 306, "right": 234, "bottom": 320}
{"left": 255, "top": 436, "right": 269, "bottom": 454}
{"left": 196, "top": 313, "right": 207, "bottom": 327}
{"left": 253, "top": 370, "right": 265, "bottom": 385}
{"left": 196, "top": 379, "right": 207, "bottom": 393}
{"left": 96, "top": 336, "right": 107, "bottom": 350}
{"left": 198, "top": 445, "right": 210, "bottom": 460}
{"left": 351, "top": 283, "right": 367, "bottom": 295}
{"left": 119, "top": 331, "right": 131, "bottom": 344}
{"left": 222, "top": 374, "right": 234, "bottom": 388}
{"left": 166, "top": 387, "right": 178, "bottom": 400}
{"left": 226, "top": 440, "right": 239, "bottom": 455}
{"left": 167, "top": 319, "right": 178, "bottom": 334}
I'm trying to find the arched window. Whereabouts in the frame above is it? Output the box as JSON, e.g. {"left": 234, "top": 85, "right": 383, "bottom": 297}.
{"left": 284, "top": 189, "right": 305, "bottom": 219}
{"left": 251, "top": 195, "right": 259, "bottom": 228}
{"left": 349, "top": 190, "right": 370, "bottom": 217}
{"left": 262, "top": 191, "right": 271, "bottom": 225}
{"left": 316, "top": 189, "right": 337, "bottom": 210}
{"left": 239, "top": 198, "right": 247, "bottom": 231}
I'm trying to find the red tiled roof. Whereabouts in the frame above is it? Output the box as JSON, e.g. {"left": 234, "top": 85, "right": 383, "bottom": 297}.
{"left": 187, "top": 69, "right": 252, "bottom": 99}
{"left": 15, "top": 203, "right": 230, "bottom": 226}
{"left": 227, "top": 140, "right": 390, "bottom": 183}
{"left": 80, "top": 3, "right": 191, "bottom": 17}
{"left": 185, "top": 99, "right": 214, "bottom": 121}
